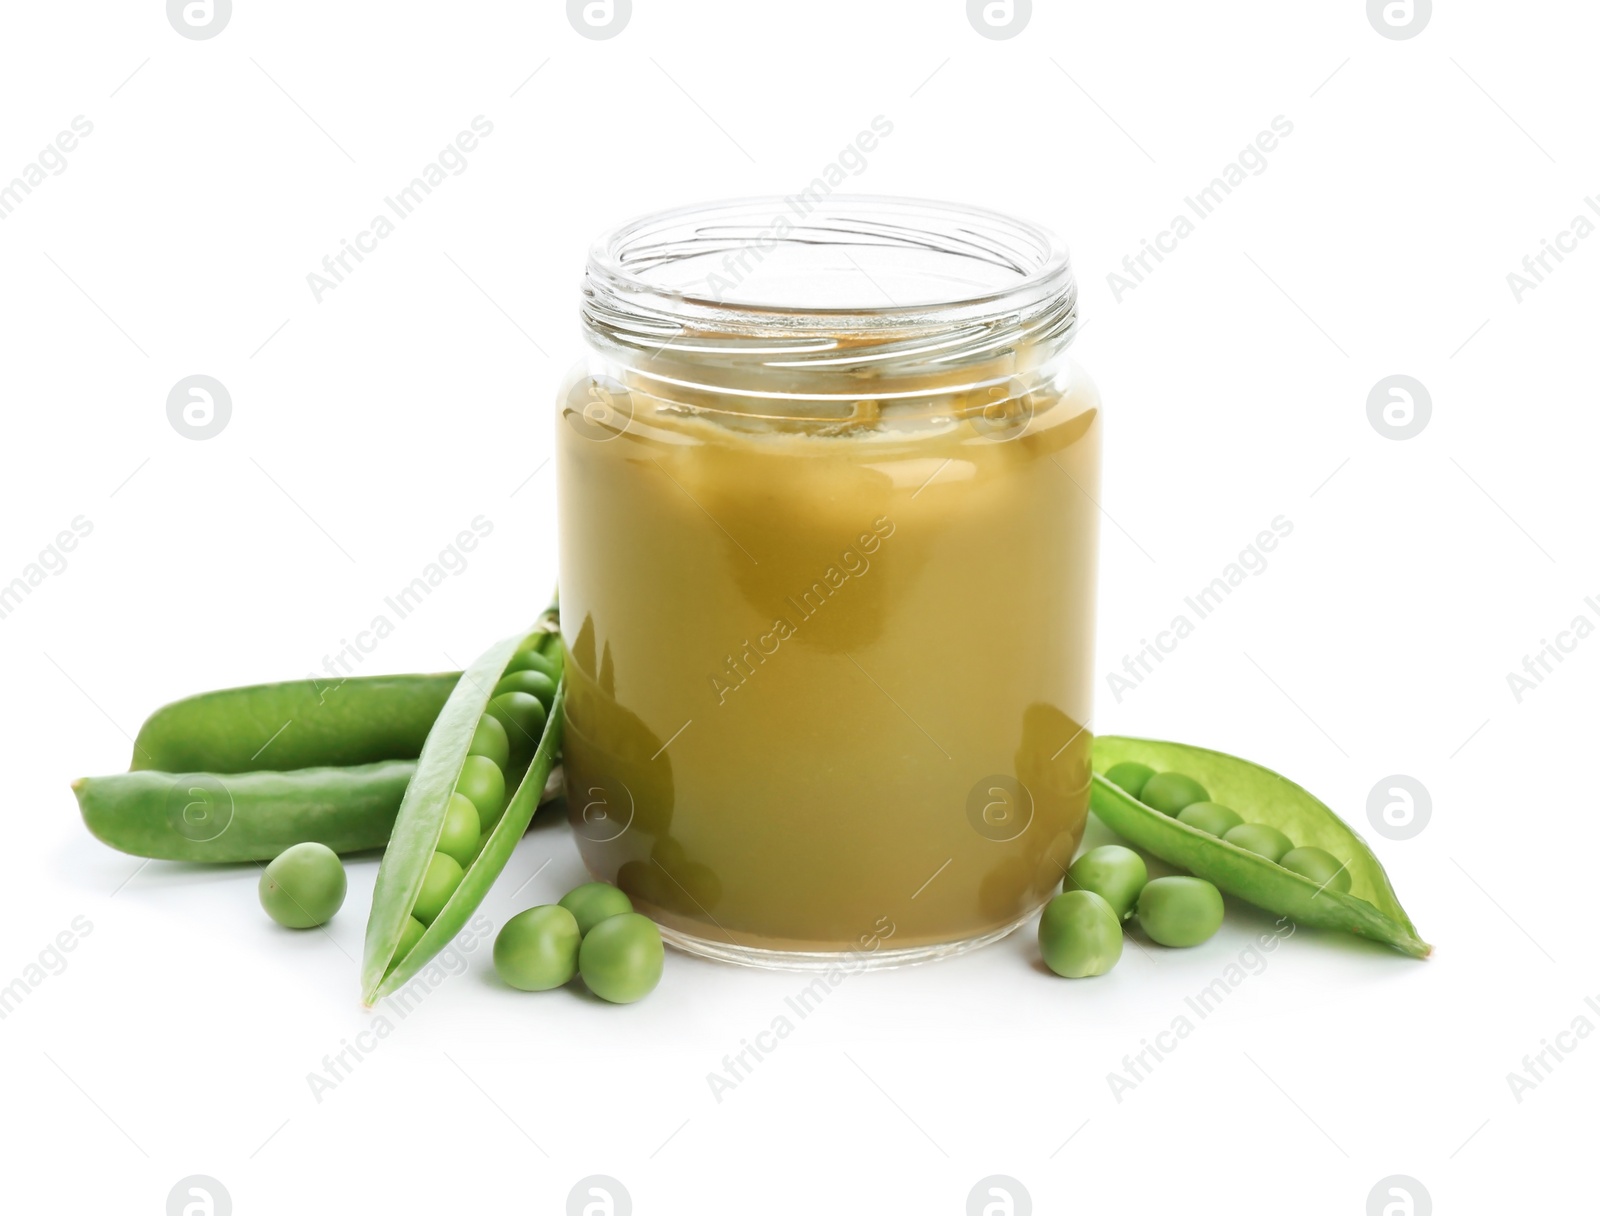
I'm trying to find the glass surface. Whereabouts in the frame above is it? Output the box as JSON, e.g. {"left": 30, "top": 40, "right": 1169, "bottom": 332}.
{"left": 558, "top": 197, "right": 1099, "bottom": 967}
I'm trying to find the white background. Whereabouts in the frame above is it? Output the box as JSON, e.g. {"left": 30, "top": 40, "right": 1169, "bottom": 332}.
{"left": 3, "top": 1, "right": 1595, "bottom": 1212}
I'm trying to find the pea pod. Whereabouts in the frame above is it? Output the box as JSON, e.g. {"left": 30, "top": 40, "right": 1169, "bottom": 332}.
{"left": 130, "top": 672, "right": 462, "bottom": 774}
{"left": 362, "top": 604, "right": 565, "bottom": 1003}
{"left": 73, "top": 760, "right": 415, "bottom": 862}
{"left": 1090, "top": 736, "right": 1431, "bottom": 959}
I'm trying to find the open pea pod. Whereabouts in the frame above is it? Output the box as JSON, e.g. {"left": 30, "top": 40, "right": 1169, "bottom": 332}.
{"left": 1090, "top": 736, "right": 1431, "bottom": 959}
{"left": 362, "top": 603, "right": 565, "bottom": 1003}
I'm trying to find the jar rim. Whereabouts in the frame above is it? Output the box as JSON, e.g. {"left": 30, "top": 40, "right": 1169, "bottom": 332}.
{"left": 584, "top": 195, "right": 1076, "bottom": 333}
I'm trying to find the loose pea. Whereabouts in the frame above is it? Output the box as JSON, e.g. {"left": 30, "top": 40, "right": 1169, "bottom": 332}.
{"left": 1137, "top": 876, "right": 1224, "bottom": 947}
{"left": 1139, "top": 771, "right": 1209, "bottom": 815}
{"left": 487, "top": 691, "right": 548, "bottom": 756}
{"left": 559, "top": 880, "right": 633, "bottom": 936}
{"left": 1280, "top": 846, "right": 1352, "bottom": 893}
{"left": 455, "top": 755, "right": 507, "bottom": 828}
{"left": 1104, "top": 761, "right": 1155, "bottom": 799}
{"left": 1176, "top": 801, "right": 1244, "bottom": 838}
{"left": 413, "top": 852, "right": 465, "bottom": 924}
{"left": 1038, "top": 890, "right": 1123, "bottom": 978}
{"left": 1224, "top": 822, "right": 1294, "bottom": 863}
{"left": 436, "top": 793, "right": 482, "bottom": 868}
{"left": 494, "top": 669, "right": 557, "bottom": 708}
{"left": 259, "top": 842, "right": 346, "bottom": 928}
{"left": 578, "top": 912, "right": 664, "bottom": 1003}
{"left": 1066, "top": 845, "right": 1147, "bottom": 921}
{"left": 494, "top": 905, "right": 581, "bottom": 991}
{"left": 396, "top": 915, "right": 427, "bottom": 960}
{"left": 468, "top": 714, "right": 510, "bottom": 771}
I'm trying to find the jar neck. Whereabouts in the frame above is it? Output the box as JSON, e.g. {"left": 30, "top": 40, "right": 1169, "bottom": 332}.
{"left": 580, "top": 197, "right": 1078, "bottom": 423}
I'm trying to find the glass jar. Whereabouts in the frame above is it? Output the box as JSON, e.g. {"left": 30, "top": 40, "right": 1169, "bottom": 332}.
{"left": 557, "top": 196, "right": 1100, "bottom": 970}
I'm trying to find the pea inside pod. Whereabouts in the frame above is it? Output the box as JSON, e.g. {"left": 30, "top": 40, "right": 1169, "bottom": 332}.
{"left": 494, "top": 669, "right": 558, "bottom": 708}
{"left": 361, "top": 600, "right": 566, "bottom": 1003}
{"left": 436, "top": 794, "right": 483, "bottom": 868}
{"left": 455, "top": 755, "right": 507, "bottom": 829}
{"left": 1139, "top": 771, "right": 1209, "bottom": 816}
{"left": 1176, "top": 801, "right": 1243, "bottom": 838}
{"left": 1090, "top": 736, "right": 1430, "bottom": 958}
{"left": 396, "top": 915, "right": 427, "bottom": 961}
{"left": 468, "top": 715, "right": 511, "bottom": 770}
{"left": 1103, "top": 761, "right": 1154, "bottom": 799}
{"left": 506, "top": 650, "right": 560, "bottom": 679}
{"left": 1224, "top": 822, "right": 1293, "bottom": 863}
{"left": 487, "top": 692, "right": 548, "bottom": 763}
{"left": 413, "top": 853, "right": 465, "bottom": 924}
{"left": 1281, "top": 846, "right": 1352, "bottom": 894}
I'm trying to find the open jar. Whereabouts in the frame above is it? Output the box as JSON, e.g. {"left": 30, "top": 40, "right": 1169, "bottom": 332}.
{"left": 556, "top": 196, "right": 1100, "bottom": 970}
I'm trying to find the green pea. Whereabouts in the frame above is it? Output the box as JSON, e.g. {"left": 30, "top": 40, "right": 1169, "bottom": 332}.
{"left": 494, "top": 669, "right": 557, "bottom": 708}
{"left": 259, "top": 842, "right": 347, "bottom": 928}
{"left": 1223, "top": 822, "right": 1294, "bottom": 863}
{"left": 436, "top": 793, "right": 482, "bottom": 868}
{"left": 1139, "top": 771, "right": 1209, "bottom": 815}
{"left": 413, "top": 852, "right": 465, "bottom": 924}
{"left": 578, "top": 912, "right": 664, "bottom": 1003}
{"left": 1066, "top": 845, "right": 1147, "bottom": 921}
{"left": 509, "top": 644, "right": 560, "bottom": 674}
{"left": 1280, "top": 846, "right": 1351, "bottom": 893}
{"left": 455, "top": 755, "right": 506, "bottom": 828}
{"left": 396, "top": 915, "right": 427, "bottom": 960}
{"left": 494, "top": 905, "right": 581, "bottom": 991}
{"left": 558, "top": 880, "right": 633, "bottom": 936}
{"left": 1176, "top": 801, "right": 1244, "bottom": 838}
{"left": 468, "top": 714, "right": 510, "bottom": 771}
{"left": 1104, "top": 761, "right": 1155, "bottom": 799}
{"left": 1136, "top": 876, "right": 1224, "bottom": 947}
{"left": 487, "top": 691, "right": 548, "bottom": 756}
{"left": 1038, "top": 890, "right": 1123, "bottom": 978}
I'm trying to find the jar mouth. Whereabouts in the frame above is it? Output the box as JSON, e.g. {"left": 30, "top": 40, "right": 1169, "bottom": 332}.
{"left": 579, "top": 196, "right": 1080, "bottom": 429}
{"left": 588, "top": 195, "right": 1073, "bottom": 314}
{"left": 582, "top": 196, "right": 1077, "bottom": 369}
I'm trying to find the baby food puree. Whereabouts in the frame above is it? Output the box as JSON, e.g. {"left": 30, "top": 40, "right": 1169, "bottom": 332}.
{"left": 558, "top": 197, "right": 1099, "bottom": 967}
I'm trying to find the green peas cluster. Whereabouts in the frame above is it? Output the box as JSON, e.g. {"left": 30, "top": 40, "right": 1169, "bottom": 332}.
{"left": 494, "top": 880, "right": 663, "bottom": 1004}
{"left": 395, "top": 661, "right": 561, "bottom": 952}
{"left": 1039, "top": 843, "right": 1226, "bottom": 977}
{"left": 85, "top": 605, "right": 578, "bottom": 997}
{"left": 1105, "top": 761, "right": 1351, "bottom": 894}
{"left": 487, "top": 650, "right": 558, "bottom": 764}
